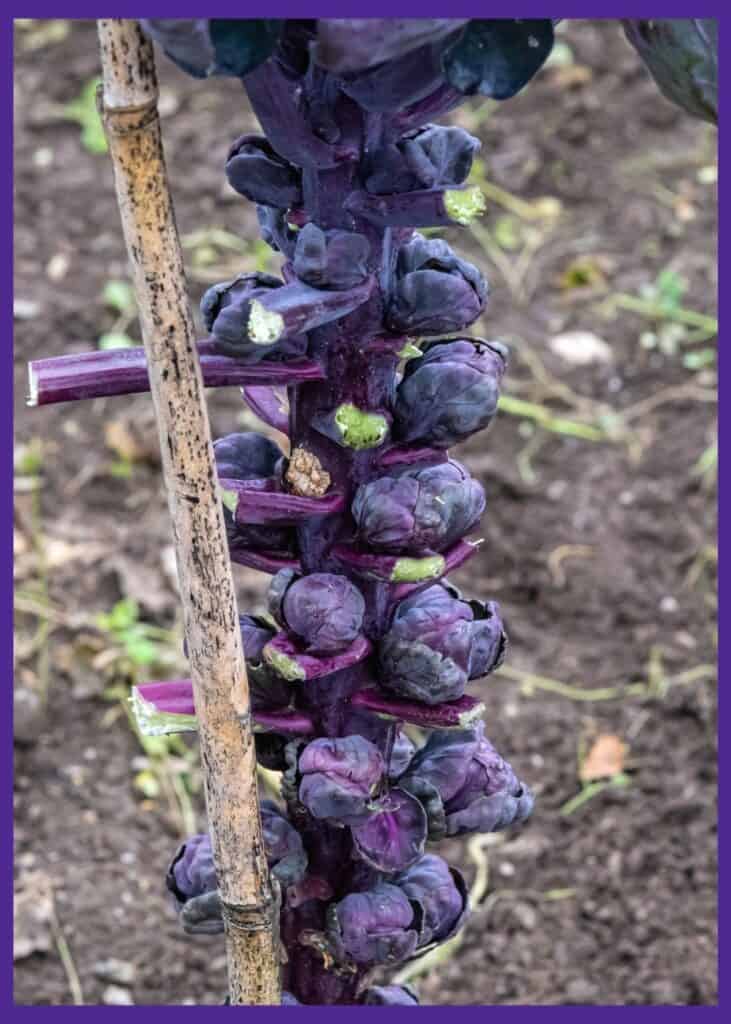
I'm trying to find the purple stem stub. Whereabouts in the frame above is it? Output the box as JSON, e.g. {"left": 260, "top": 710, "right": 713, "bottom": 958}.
{"left": 28, "top": 342, "right": 326, "bottom": 406}
{"left": 349, "top": 687, "right": 486, "bottom": 730}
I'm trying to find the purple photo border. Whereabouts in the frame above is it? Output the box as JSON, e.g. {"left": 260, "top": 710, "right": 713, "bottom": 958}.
{"left": 5, "top": 1, "right": 722, "bottom": 1017}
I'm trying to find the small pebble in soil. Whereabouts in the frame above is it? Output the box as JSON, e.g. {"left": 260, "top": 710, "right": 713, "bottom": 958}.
{"left": 547, "top": 479, "right": 568, "bottom": 502}
{"left": 565, "top": 978, "right": 599, "bottom": 1003}
{"left": 102, "top": 985, "right": 134, "bottom": 1005}
{"left": 498, "top": 861, "right": 516, "bottom": 878}
{"left": 511, "top": 902, "right": 537, "bottom": 931}
{"left": 659, "top": 595, "right": 679, "bottom": 614}
{"left": 94, "top": 959, "right": 137, "bottom": 986}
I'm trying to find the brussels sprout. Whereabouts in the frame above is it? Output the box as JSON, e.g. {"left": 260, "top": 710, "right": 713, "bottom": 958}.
{"left": 140, "top": 19, "right": 282, "bottom": 79}
{"left": 361, "top": 985, "right": 420, "bottom": 1005}
{"left": 298, "top": 735, "right": 384, "bottom": 826}
{"left": 399, "top": 723, "right": 533, "bottom": 838}
{"left": 225, "top": 134, "right": 302, "bottom": 209}
{"left": 389, "top": 729, "right": 417, "bottom": 779}
{"left": 213, "top": 432, "right": 284, "bottom": 481}
{"left": 394, "top": 853, "right": 468, "bottom": 948}
{"left": 387, "top": 234, "right": 487, "bottom": 335}
{"left": 292, "top": 224, "right": 371, "bottom": 291}
{"left": 256, "top": 206, "right": 298, "bottom": 257}
{"left": 329, "top": 883, "right": 419, "bottom": 964}
{"left": 467, "top": 599, "right": 508, "bottom": 679}
{"left": 394, "top": 339, "right": 507, "bottom": 449}
{"left": 623, "top": 19, "right": 717, "bottom": 124}
{"left": 213, "top": 433, "right": 293, "bottom": 554}
{"left": 240, "top": 614, "right": 295, "bottom": 711}
{"left": 365, "top": 124, "right": 480, "bottom": 195}
{"left": 166, "top": 834, "right": 222, "bottom": 935}
{"left": 202, "top": 273, "right": 308, "bottom": 363}
{"left": 260, "top": 800, "right": 308, "bottom": 886}
{"left": 378, "top": 583, "right": 475, "bottom": 704}
{"left": 268, "top": 570, "right": 366, "bottom": 655}
{"left": 351, "top": 788, "right": 427, "bottom": 872}
{"left": 442, "top": 19, "right": 555, "bottom": 100}
{"left": 352, "top": 460, "right": 485, "bottom": 556}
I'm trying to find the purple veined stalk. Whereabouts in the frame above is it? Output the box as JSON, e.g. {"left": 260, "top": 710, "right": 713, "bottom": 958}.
{"left": 28, "top": 17, "right": 566, "bottom": 1007}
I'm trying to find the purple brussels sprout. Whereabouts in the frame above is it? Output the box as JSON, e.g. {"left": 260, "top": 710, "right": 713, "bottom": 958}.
{"left": 394, "top": 853, "right": 468, "bottom": 949}
{"left": 389, "top": 729, "right": 417, "bottom": 779}
{"left": 375, "top": 584, "right": 505, "bottom": 706}
{"left": 352, "top": 460, "right": 485, "bottom": 557}
{"left": 166, "top": 833, "right": 222, "bottom": 935}
{"left": 202, "top": 273, "right": 308, "bottom": 363}
{"left": 379, "top": 583, "right": 476, "bottom": 704}
{"left": 468, "top": 599, "right": 508, "bottom": 679}
{"left": 260, "top": 800, "right": 308, "bottom": 887}
{"left": 361, "top": 985, "right": 419, "bottom": 1006}
{"left": 240, "top": 614, "right": 294, "bottom": 711}
{"left": 298, "top": 735, "right": 384, "bottom": 826}
{"left": 351, "top": 787, "right": 427, "bottom": 873}
{"left": 399, "top": 722, "right": 533, "bottom": 839}
{"left": 239, "top": 613, "right": 277, "bottom": 666}
{"left": 352, "top": 462, "right": 483, "bottom": 561}
{"left": 256, "top": 206, "right": 298, "bottom": 257}
{"left": 292, "top": 224, "right": 370, "bottom": 291}
{"left": 225, "top": 134, "right": 302, "bottom": 209}
{"left": 213, "top": 431, "right": 284, "bottom": 481}
{"left": 268, "top": 570, "right": 366, "bottom": 655}
{"left": 365, "top": 124, "right": 480, "bottom": 195}
{"left": 387, "top": 234, "right": 487, "bottom": 336}
{"left": 167, "top": 810, "right": 306, "bottom": 934}
{"left": 213, "top": 433, "right": 293, "bottom": 554}
{"left": 393, "top": 339, "right": 508, "bottom": 449}
{"left": 328, "top": 883, "right": 419, "bottom": 965}
{"left": 140, "top": 19, "right": 282, "bottom": 79}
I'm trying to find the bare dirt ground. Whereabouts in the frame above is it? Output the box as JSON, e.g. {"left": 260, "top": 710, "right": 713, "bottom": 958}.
{"left": 13, "top": 20, "right": 717, "bottom": 1005}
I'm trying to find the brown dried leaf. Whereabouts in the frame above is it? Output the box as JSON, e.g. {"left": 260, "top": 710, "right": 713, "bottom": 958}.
{"left": 580, "top": 733, "right": 627, "bottom": 782}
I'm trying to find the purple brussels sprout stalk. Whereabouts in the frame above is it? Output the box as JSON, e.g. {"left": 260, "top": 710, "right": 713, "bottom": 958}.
{"left": 79, "top": 17, "right": 554, "bottom": 1005}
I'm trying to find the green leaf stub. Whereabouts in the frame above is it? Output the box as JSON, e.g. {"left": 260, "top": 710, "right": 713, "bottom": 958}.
{"left": 263, "top": 645, "right": 306, "bottom": 682}
{"left": 334, "top": 404, "right": 389, "bottom": 450}
{"left": 390, "top": 555, "right": 445, "bottom": 583}
{"left": 444, "top": 186, "right": 487, "bottom": 226}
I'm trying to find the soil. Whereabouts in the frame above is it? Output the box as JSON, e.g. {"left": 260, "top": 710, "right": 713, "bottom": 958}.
{"left": 13, "top": 19, "right": 718, "bottom": 1006}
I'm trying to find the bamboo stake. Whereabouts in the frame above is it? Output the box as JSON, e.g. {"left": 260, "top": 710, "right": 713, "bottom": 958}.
{"left": 96, "top": 20, "right": 280, "bottom": 1004}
